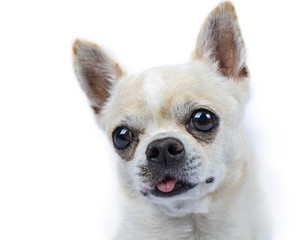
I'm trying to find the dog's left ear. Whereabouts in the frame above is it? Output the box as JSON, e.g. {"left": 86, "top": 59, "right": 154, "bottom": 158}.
{"left": 194, "top": 2, "right": 248, "bottom": 80}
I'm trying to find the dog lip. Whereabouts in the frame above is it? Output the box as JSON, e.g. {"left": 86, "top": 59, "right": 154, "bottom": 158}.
{"left": 150, "top": 180, "right": 196, "bottom": 198}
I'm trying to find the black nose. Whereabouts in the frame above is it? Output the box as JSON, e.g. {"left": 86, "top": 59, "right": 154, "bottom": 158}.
{"left": 145, "top": 137, "right": 185, "bottom": 167}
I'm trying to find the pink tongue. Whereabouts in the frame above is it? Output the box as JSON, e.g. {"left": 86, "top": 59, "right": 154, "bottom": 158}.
{"left": 157, "top": 178, "right": 177, "bottom": 192}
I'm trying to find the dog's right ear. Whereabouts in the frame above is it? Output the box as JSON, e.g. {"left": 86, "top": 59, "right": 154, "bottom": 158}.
{"left": 72, "top": 40, "right": 125, "bottom": 114}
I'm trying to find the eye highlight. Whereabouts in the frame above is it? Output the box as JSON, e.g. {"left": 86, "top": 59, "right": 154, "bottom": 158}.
{"left": 190, "top": 109, "right": 216, "bottom": 132}
{"left": 112, "top": 126, "right": 134, "bottom": 149}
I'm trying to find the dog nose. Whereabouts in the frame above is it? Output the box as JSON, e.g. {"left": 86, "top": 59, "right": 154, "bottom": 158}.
{"left": 145, "top": 137, "right": 185, "bottom": 167}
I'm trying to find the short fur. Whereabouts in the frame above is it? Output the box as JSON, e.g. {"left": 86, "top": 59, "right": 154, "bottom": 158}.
{"left": 72, "top": 2, "right": 269, "bottom": 239}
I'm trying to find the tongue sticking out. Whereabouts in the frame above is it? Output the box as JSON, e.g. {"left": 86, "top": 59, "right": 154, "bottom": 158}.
{"left": 156, "top": 178, "right": 178, "bottom": 192}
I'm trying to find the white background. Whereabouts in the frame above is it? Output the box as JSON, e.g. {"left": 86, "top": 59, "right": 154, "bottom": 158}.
{"left": 0, "top": 0, "right": 299, "bottom": 239}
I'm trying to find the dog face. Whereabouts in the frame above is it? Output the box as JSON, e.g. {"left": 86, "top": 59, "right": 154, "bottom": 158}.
{"left": 73, "top": 2, "right": 249, "bottom": 216}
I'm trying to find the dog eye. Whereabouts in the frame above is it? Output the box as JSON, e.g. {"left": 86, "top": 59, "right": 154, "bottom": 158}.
{"left": 112, "top": 126, "right": 134, "bottom": 149}
{"left": 190, "top": 109, "right": 216, "bottom": 132}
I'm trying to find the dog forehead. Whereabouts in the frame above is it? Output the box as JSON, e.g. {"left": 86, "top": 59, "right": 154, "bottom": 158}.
{"left": 121, "top": 66, "right": 194, "bottom": 118}
{"left": 141, "top": 68, "right": 192, "bottom": 119}
{"left": 112, "top": 67, "right": 185, "bottom": 112}
{"left": 136, "top": 64, "right": 226, "bottom": 111}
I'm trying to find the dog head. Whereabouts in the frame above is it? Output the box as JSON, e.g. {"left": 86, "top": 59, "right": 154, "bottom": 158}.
{"left": 72, "top": 2, "right": 249, "bottom": 217}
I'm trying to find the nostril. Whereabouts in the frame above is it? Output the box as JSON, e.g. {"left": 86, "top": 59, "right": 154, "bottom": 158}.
{"left": 168, "top": 144, "right": 184, "bottom": 156}
{"left": 147, "top": 147, "right": 160, "bottom": 159}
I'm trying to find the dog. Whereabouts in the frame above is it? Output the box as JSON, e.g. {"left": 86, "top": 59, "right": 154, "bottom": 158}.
{"left": 72, "top": 2, "right": 269, "bottom": 239}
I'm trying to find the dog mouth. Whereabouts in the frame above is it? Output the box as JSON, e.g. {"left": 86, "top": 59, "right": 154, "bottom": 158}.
{"left": 150, "top": 176, "right": 196, "bottom": 198}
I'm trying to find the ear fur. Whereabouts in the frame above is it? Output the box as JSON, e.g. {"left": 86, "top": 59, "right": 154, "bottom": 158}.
{"left": 72, "top": 39, "right": 125, "bottom": 114}
{"left": 194, "top": 2, "right": 248, "bottom": 80}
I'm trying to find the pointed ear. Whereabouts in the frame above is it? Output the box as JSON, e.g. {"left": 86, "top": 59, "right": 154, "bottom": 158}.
{"left": 72, "top": 39, "right": 125, "bottom": 114}
{"left": 193, "top": 2, "right": 248, "bottom": 79}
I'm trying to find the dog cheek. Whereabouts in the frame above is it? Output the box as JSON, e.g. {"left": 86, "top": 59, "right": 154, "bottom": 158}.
{"left": 129, "top": 154, "right": 153, "bottom": 193}
{"left": 187, "top": 142, "right": 224, "bottom": 180}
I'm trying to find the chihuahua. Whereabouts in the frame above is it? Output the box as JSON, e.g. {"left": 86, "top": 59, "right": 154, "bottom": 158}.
{"left": 72, "top": 2, "right": 269, "bottom": 239}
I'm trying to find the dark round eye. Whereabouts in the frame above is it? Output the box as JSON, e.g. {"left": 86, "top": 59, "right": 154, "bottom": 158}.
{"left": 190, "top": 109, "right": 216, "bottom": 132}
{"left": 112, "top": 127, "right": 134, "bottom": 149}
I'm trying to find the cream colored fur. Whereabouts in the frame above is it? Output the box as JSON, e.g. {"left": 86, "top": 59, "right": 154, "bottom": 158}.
{"left": 72, "top": 2, "right": 269, "bottom": 239}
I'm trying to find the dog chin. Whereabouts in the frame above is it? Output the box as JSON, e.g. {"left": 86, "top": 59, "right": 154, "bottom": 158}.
{"left": 158, "top": 199, "right": 198, "bottom": 217}
{"left": 148, "top": 186, "right": 205, "bottom": 217}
